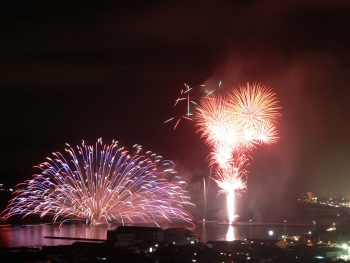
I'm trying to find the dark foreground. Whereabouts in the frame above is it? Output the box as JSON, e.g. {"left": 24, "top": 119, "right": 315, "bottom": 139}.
{"left": 0, "top": 239, "right": 348, "bottom": 263}
{"left": 1, "top": 216, "right": 350, "bottom": 263}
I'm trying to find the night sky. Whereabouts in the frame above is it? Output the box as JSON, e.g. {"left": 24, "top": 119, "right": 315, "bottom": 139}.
{"left": 1, "top": 0, "right": 350, "bottom": 221}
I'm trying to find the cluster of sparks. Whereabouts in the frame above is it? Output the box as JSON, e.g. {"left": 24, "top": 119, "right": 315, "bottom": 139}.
{"left": 164, "top": 81, "right": 221, "bottom": 129}
{"left": 169, "top": 82, "right": 281, "bottom": 223}
{"left": 1, "top": 139, "right": 194, "bottom": 226}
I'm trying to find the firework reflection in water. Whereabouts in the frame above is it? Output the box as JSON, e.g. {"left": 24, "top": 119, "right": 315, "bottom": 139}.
{"left": 1, "top": 139, "right": 194, "bottom": 226}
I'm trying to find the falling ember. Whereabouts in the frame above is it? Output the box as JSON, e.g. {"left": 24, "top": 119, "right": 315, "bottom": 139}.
{"left": 1, "top": 139, "right": 194, "bottom": 226}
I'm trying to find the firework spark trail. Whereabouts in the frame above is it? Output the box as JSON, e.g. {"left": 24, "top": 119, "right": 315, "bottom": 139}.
{"left": 1, "top": 140, "right": 194, "bottom": 226}
{"left": 194, "top": 82, "right": 281, "bottom": 223}
{"left": 165, "top": 82, "right": 222, "bottom": 129}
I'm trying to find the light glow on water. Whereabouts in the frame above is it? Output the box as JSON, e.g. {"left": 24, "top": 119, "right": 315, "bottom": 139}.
{"left": 0, "top": 222, "right": 314, "bottom": 247}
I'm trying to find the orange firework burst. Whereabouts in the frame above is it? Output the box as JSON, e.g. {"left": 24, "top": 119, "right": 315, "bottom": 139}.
{"left": 194, "top": 82, "right": 281, "bottom": 223}
{"left": 195, "top": 95, "right": 241, "bottom": 148}
{"left": 195, "top": 83, "right": 281, "bottom": 153}
{"left": 229, "top": 83, "right": 281, "bottom": 137}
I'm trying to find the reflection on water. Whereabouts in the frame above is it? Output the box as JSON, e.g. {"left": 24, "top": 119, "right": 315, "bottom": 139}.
{"left": 200, "top": 222, "right": 207, "bottom": 242}
{"left": 196, "top": 222, "right": 313, "bottom": 243}
{"left": 0, "top": 222, "right": 314, "bottom": 247}
{"left": 0, "top": 223, "right": 117, "bottom": 248}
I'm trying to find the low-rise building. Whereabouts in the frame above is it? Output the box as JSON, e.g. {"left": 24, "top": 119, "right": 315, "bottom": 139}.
{"left": 164, "top": 227, "right": 199, "bottom": 245}
{"left": 107, "top": 225, "right": 164, "bottom": 245}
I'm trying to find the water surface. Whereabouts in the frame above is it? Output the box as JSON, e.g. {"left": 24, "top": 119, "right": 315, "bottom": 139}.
{"left": 0, "top": 222, "right": 313, "bottom": 248}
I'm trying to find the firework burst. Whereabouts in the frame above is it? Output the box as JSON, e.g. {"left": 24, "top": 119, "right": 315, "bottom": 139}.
{"left": 195, "top": 83, "right": 281, "bottom": 153}
{"left": 194, "top": 82, "right": 281, "bottom": 222}
{"left": 165, "top": 81, "right": 281, "bottom": 224}
{"left": 228, "top": 83, "right": 281, "bottom": 145}
{"left": 1, "top": 139, "right": 194, "bottom": 226}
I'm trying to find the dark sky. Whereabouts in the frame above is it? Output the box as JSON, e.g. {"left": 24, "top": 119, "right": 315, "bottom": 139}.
{"left": 1, "top": 0, "right": 350, "bottom": 221}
